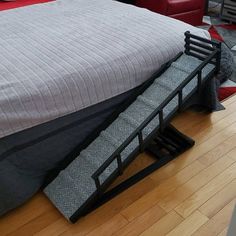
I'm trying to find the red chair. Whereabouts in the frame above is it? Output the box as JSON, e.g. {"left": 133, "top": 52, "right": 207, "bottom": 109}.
{"left": 135, "top": 0, "right": 205, "bottom": 26}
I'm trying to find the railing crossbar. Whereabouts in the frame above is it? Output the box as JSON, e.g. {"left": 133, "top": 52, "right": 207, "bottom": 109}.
{"left": 186, "top": 45, "right": 212, "bottom": 56}
{"left": 185, "top": 39, "right": 215, "bottom": 51}
{"left": 185, "top": 31, "right": 220, "bottom": 46}
{"left": 186, "top": 51, "right": 207, "bottom": 61}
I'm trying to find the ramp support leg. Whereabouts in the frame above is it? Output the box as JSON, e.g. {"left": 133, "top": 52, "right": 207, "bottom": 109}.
{"left": 83, "top": 124, "right": 195, "bottom": 216}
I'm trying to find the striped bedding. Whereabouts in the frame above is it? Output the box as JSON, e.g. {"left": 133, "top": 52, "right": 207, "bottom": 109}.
{"left": 0, "top": 0, "right": 210, "bottom": 138}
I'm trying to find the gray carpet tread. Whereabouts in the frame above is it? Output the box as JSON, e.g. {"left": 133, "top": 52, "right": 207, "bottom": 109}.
{"left": 44, "top": 54, "right": 215, "bottom": 220}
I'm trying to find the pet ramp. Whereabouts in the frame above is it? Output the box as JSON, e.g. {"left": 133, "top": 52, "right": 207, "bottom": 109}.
{"left": 44, "top": 32, "right": 221, "bottom": 223}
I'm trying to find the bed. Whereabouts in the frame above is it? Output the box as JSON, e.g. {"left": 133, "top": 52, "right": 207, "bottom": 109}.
{"left": 0, "top": 0, "right": 220, "bottom": 216}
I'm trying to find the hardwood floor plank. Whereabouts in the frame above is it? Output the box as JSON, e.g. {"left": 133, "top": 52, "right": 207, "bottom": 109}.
{"left": 166, "top": 211, "right": 209, "bottom": 236}
{"left": 210, "top": 101, "right": 236, "bottom": 121}
{"left": 172, "top": 110, "right": 207, "bottom": 132}
{"left": 217, "top": 227, "right": 228, "bottom": 236}
{"left": 121, "top": 160, "right": 205, "bottom": 221}
{"left": 199, "top": 179, "right": 236, "bottom": 218}
{"left": 140, "top": 211, "right": 183, "bottom": 236}
{"left": 169, "top": 121, "right": 236, "bottom": 170}
{"left": 198, "top": 134, "right": 236, "bottom": 166}
{"left": 158, "top": 155, "right": 235, "bottom": 212}
{"left": 85, "top": 214, "right": 128, "bottom": 236}
{"left": 7, "top": 211, "right": 61, "bottom": 236}
{"left": 113, "top": 205, "right": 166, "bottom": 236}
{"left": 192, "top": 199, "right": 236, "bottom": 236}
{"left": 180, "top": 101, "right": 236, "bottom": 134}
{"left": 145, "top": 122, "right": 236, "bottom": 186}
{"left": 175, "top": 162, "right": 236, "bottom": 218}
{"left": 172, "top": 96, "right": 236, "bottom": 135}
{"left": 226, "top": 148, "right": 236, "bottom": 161}
{"left": 60, "top": 177, "right": 156, "bottom": 236}
{"left": 222, "top": 94, "right": 236, "bottom": 106}
{"left": 150, "top": 159, "right": 204, "bottom": 183}
{"left": 0, "top": 194, "right": 53, "bottom": 236}
{"left": 109, "top": 153, "right": 154, "bottom": 189}
{"left": 188, "top": 111, "right": 236, "bottom": 146}
{"left": 34, "top": 218, "right": 70, "bottom": 236}
{"left": 123, "top": 131, "right": 236, "bottom": 220}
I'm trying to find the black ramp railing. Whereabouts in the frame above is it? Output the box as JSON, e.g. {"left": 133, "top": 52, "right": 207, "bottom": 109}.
{"left": 92, "top": 31, "right": 221, "bottom": 193}
{"left": 185, "top": 31, "right": 221, "bottom": 72}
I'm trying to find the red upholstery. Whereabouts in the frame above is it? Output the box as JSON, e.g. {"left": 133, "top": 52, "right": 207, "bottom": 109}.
{"left": 0, "top": 0, "right": 53, "bottom": 11}
{"left": 167, "top": 0, "right": 202, "bottom": 15}
{"left": 135, "top": 0, "right": 205, "bottom": 25}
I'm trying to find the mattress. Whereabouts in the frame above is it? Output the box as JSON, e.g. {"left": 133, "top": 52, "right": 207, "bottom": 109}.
{"left": 0, "top": 0, "right": 210, "bottom": 138}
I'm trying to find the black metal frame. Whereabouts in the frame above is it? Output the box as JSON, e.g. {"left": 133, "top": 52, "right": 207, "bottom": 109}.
{"left": 47, "top": 32, "right": 221, "bottom": 223}
{"left": 91, "top": 32, "right": 221, "bottom": 191}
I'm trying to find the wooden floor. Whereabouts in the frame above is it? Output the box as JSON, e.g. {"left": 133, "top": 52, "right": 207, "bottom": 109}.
{"left": 1, "top": 95, "right": 236, "bottom": 236}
